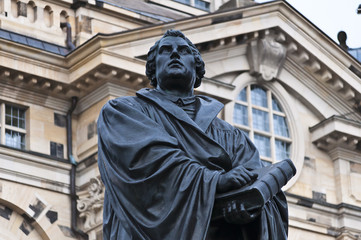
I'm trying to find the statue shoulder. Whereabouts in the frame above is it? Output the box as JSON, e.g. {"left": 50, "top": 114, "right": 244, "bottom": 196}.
{"left": 209, "top": 118, "right": 249, "bottom": 139}
{"left": 106, "top": 96, "right": 148, "bottom": 110}
{"left": 211, "top": 117, "right": 236, "bottom": 131}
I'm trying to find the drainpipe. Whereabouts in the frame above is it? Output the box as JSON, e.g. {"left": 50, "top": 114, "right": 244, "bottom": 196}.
{"left": 67, "top": 96, "right": 88, "bottom": 240}
{"left": 60, "top": 22, "right": 76, "bottom": 51}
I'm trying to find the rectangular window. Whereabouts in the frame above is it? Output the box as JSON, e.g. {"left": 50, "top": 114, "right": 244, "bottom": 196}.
{"left": 194, "top": 0, "right": 210, "bottom": 11}
{"left": 87, "top": 121, "right": 97, "bottom": 140}
{"left": 5, "top": 129, "right": 25, "bottom": 149}
{"left": 6, "top": 105, "right": 25, "bottom": 128}
{"left": 54, "top": 113, "right": 66, "bottom": 128}
{"left": 50, "top": 141, "right": 64, "bottom": 158}
{"left": 0, "top": 103, "right": 27, "bottom": 150}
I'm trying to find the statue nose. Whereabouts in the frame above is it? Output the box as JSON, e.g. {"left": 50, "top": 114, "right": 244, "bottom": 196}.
{"left": 170, "top": 49, "right": 180, "bottom": 58}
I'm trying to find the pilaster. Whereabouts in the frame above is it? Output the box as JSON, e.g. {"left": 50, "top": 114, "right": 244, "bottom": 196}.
{"left": 310, "top": 115, "right": 361, "bottom": 205}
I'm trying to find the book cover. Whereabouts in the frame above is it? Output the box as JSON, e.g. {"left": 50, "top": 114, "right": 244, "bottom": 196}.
{"left": 212, "top": 158, "right": 296, "bottom": 222}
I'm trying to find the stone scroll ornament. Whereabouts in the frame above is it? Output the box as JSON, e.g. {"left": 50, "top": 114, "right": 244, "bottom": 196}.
{"left": 247, "top": 35, "right": 287, "bottom": 81}
{"left": 77, "top": 177, "right": 104, "bottom": 230}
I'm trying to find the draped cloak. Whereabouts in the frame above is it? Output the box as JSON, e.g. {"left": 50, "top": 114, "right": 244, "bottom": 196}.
{"left": 97, "top": 88, "right": 289, "bottom": 240}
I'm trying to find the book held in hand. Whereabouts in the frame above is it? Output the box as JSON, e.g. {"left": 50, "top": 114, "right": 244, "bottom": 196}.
{"left": 212, "top": 159, "right": 296, "bottom": 223}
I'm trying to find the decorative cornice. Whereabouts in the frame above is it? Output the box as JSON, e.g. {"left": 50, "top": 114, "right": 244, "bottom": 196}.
{"left": 74, "top": 82, "right": 135, "bottom": 114}
{"left": 0, "top": 81, "right": 70, "bottom": 112}
{"left": 309, "top": 116, "right": 361, "bottom": 153}
{"left": 283, "top": 59, "right": 356, "bottom": 120}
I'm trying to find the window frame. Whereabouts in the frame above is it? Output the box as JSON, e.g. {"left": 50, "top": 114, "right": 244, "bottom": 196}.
{"left": 172, "top": 0, "right": 210, "bottom": 11}
{"left": 233, "top": 84, "right": 292, "bottom": 162}
{"left": 224, "top": 72, "right": 304, "bottom": 190}
{"left": 0, "top": 102, "right": 27, "bottom": 150}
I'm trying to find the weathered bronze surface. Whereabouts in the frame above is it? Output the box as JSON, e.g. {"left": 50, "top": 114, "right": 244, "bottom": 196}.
{"left": 98, "top": 30, "right": 289, "bottom": 239}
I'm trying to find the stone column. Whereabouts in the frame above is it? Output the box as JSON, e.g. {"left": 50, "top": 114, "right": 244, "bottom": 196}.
{"left": 310, "top": 115, "right": 361, "bottom": 237}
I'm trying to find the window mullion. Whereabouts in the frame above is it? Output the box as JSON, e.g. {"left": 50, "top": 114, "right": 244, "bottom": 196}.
{"left": 268, "top": 90, "right": 276, "bottom": 161}
{"left": 0, "top": 103, "right": 5, "bottom": 144}
{"left": 247, "top": 85, "right": 253, "bottom": 140}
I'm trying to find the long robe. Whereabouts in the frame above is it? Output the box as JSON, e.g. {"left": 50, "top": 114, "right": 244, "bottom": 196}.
{"left": 97, "top": 88, "right": 288, "bottom": 240}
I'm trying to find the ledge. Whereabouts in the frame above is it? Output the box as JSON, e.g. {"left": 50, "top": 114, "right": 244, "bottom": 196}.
{"left": 0, "top": 145, "right": 72, "bottom": 194}
{"left": 309, "top": 115, "right": 361, "bottom": 151}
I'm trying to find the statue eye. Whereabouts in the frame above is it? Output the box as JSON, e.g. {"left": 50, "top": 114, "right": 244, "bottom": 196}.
{"left": 159, "top": 46, "right": 172, "bottom": 54}
{"left": 179, "top": 46, "right": 191, "bottom": 55}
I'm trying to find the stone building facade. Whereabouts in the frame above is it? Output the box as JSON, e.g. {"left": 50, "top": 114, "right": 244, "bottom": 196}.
{"left": 0, "top": 0, "right": 360, "bottom": 239}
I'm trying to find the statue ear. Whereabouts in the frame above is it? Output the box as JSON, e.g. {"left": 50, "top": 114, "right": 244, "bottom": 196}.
{"left": 151, "top": 77, "right": 157, "bottom": 87}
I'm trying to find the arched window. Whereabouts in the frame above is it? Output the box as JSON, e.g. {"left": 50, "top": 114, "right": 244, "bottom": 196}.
{"left": 233, "top": 84, "right": 291, "bottom": 163}
{"left": 27, "top": 1, "right": 37, "bottom": 23}
{"left": 43, "top": 5, "right": 53, "bottom": 27}
{"left": 60, "top": 10, "right": 68, "bottom": 23}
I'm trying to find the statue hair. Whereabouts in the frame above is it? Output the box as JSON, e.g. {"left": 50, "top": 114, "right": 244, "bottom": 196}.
{"left": 145, "top": 29, "right": 205, "bottom": 88}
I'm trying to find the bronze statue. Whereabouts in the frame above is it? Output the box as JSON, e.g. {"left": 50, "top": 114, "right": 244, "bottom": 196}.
{"left": 98, "top": 29, "right": 289, "bottom": 239}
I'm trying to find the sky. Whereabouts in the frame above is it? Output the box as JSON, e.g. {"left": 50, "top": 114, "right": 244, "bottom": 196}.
{"left": 256, "top": 0, "right": 361, "bottom": 48}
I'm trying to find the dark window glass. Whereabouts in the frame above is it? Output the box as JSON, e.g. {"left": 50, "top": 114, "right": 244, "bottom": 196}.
{"left": 50, "top": 141, "right": 64, "bottom": 158}
{"left": 54, "top": 113, "right": 66, "bottom": 128}
{"left": 87, "top": 121, "right": 97, "bottom": 140}
{"left": 194, "top": 0, "right": 210, "bottom": 10}
{"left": 5, "top": 105, "right": 25, "bottom": 129}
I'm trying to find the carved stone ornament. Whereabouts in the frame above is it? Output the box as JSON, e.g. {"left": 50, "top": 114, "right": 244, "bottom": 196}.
{"left": 247, "top": 35, "right": 287, "bottom": 81}
{"left": 77, "top": 177, "right": 104, "bottom": 231}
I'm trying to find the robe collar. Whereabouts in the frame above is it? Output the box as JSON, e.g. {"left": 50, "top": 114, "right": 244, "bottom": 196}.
{"left": 136, "top": 88, "right": 224, "bottom": 132}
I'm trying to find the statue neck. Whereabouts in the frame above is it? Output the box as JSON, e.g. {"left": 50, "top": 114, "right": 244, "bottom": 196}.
{"left": 156, "top": 85, "right": 194, "bottom": 98}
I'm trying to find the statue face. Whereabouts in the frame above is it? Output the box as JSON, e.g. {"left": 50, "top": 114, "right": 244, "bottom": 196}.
{"left": 155, "top": 36, "right": 196, "bottom": 94}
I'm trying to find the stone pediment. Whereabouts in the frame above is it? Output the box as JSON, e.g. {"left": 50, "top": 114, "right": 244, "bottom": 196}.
{"left": 0, "top": 0, "right": 360, "bottom": 111}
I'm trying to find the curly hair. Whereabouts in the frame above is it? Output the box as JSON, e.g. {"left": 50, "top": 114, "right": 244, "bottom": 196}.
{"left": 145, "top": 29, "right": 205, "bottom": 88}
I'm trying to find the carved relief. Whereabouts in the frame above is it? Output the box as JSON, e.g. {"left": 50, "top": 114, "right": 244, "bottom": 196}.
{"left": 77, "top": 177, "right": 104, "bottom": 231}
{"left": 247, "top": 33, "right": 287, "bottom": 81}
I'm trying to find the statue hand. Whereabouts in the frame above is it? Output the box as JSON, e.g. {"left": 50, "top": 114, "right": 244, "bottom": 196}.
{"left": 222, "top": 200, "right": 263, "bottom": 224}
{"left": 216, "top": 166, "right": 258, "bottom": 193}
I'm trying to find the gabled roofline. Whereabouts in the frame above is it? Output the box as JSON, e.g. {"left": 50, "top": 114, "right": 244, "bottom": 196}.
{"left": 69, "top": 0, "right": 361, "bottom": 71}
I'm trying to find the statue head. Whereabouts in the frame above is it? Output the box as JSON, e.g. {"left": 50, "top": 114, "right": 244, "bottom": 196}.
{"left": 145, "top": 29, "right": 205, "bottom": 91}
